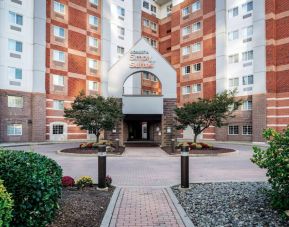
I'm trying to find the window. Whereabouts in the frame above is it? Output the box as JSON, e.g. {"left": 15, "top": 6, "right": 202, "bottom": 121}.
{"left": 228, "top": 54, "right": 239, "bottom": 64}
{"left": 182, "top": 46, "right": 190, "bottom": 56}
{"left": 167, "top": 4, "right": 172, "bottom": 14}
{"left": 9, "top": 39, "right": 22, "bottom": 52}
{"left": 152, "top": 75, "right": 158, "bottom": 82}
{"left": 143, "top": 90, "right": 150, "bottom": 95}
{"left": 8, "top": 67, "right": 22, "bottom": 81}
{"left": 151, "top": 5, "right": 157, "bottom": 13}
{"left": 53, "top": 100, "right": 64, "bottom": 110}
{"left": 143, "top": 19, "right": 150, "bottom": 27}
{"left": 192, "top": 21, "right": 201, "bottom": 32}
{"left": 53, "top": 125, "right": 64, "bottom": 135}
{"left": 182, "top": 26, "right": 190, "bottom": 36}
{"left": 242, "top": 100, "right": 252, "bottom": 110}
{"left": 88, "top": 81, "right": 98, "bottom": 91}
{"left": 143, "top": 1, "right": 149, "bottom": 9}
{"left": 228, "top": 7, "right": 238, "bottom": 17}
{"left": 90, "top": 0, "right": 98, "bottom": 6}
{"left": 89, "top": 37, "right": 98, "bottom": 48}
{"left": 243, "top": 125, "right": 252, "bottom": 135}
{"left": 182, "top": 65, "right": 191, "bottom": 75}
{"left": 228, "top": 125, "right": 239, "bottom": 135}
{"left": 182, "top": 6, "right": 190, "bottom": 17}
{"left": 9, "top": 11, "right": 23, "bottom": 26}
{"left": 89, "top": 15, "right": 99, "bottom": 27}
{"left": 117, "top": 6, "right": 125, "bottom": 17}
{"left": 228, "top": 30, "right": 239, "bottom": 41}
{"left": 192, "top": 0, "right": 201, "bottom": 12}
{"left": 54, "top": 26, "right": 65, "bottom": 38}
{"left": 192, "top": 42, "right": 201, "bottom": 52}
{"left": 243, "top": 25, "right": 253, "bottom": 38}
{"left": 8, "top": 96, "right": 23, "bottom": 108}
{"left": 53, "top": 50, "right": 65, "bottom": 62}
{"left": 7, "top": 124, "right": 22, "bottom": 136}
{"left": 143, "top": 72, "right": 150, "bottom": 80}
{"left": 88, "top": 59, "right": 98, "bottom": 69}
{"left": 242, "top": 75, "right": 254, "bottom": 85}
{"left": 242, "top": 50, "right": 253, "bottom": 61}
{"left": 151, "top": 22, "right": 157, "bottom": 31}
{"left": 242, "top": 1, "right": 253, "bottom": 13}
{"left": 229, "top": 77, "right": 239, "bottom": 87}
{"left": 118, "top": 26, "right": 125, "bottom": 36}
{"left": 193, "top": 63, "right": 201, "bottom": 72}
{"left": 54, "top": 1, "right": 65, "bottom": 14}
{"left": 150, "top": 39, "right": 157, "bottom": 48}
{"left": 182, "top": 86, "right": 191, "bottom": 95}
{"left": 117, "top": 46, "right": 125, "bottom": 55}
{"left": 192, "top": 84, "right": 201, "bottom": 93}
{"left": 53, "top": 75, "right": 64, "bottom": 86}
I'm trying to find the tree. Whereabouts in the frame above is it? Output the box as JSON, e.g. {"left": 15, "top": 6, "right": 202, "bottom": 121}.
{"left": 64, "top": 92, "right": 123, "bottom": 142}
{"left": 175, "top": 90, "right": 242, "bottom": 143}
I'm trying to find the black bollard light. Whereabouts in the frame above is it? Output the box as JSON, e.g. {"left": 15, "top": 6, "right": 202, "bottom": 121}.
{"left": 115, "top": 138, "right": 119, "bottom": 153}
{"left": 181, "top": 145, "right": 189, "bottom": 189}
{"left": 98, "top": 145, "right": 107, "bottom": 189}
{"left": 171, "top": 139, "right": 175, "bottom": 153}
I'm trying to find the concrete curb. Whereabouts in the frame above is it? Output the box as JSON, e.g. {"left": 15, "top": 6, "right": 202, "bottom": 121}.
{"left": 56, "top": 150, "right": 123, "bottom": 157}
{"left": 0, "top": 141, "right": 86, "bottom": 148}
{"left": 168, "top": 150, "right": 239, "bottom": 157}
{"left": 100, "top": 187, "right": 121, "bottom": 227}
{"left": 165, "top": 187, "right": 195, "bottom": 227}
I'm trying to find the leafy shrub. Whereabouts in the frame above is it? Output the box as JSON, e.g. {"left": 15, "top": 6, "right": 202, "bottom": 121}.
{"left": 252, "top": 128, "right": 289, "bottom": 210}
{"left": 76, "top": 176, "right": 93, "bottom": 189}
{"left": 0, "top": 180, "right": 13, "bottom": 227}
{"left": 177, "top": 142, "right": 212, "bottom": 150}
{"left": 80, "top": 143, "right": 87, "bottom": 148}
{"left": 62, "top": 176, "right": 75, "bottom": 187}
{"left": 86, "top": 143, "right": 93, "bottom": 149}
{"left": 0, "top": 150, "right": 62, "bottom": 226}
{"left": 105, "top": 175, "right": 112, "bottom": 187}
{"left": 196, "top": 144, "right": 202, "bottom": 149}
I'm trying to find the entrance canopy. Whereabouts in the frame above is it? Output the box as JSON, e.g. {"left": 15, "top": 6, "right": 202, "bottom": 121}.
{"left": 107, "top": 38, "right": 176, "bottom": 99}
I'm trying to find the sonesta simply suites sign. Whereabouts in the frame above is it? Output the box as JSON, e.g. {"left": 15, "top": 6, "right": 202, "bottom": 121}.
{"left": 129, "top": 50, "right": 155, "bottom": 68}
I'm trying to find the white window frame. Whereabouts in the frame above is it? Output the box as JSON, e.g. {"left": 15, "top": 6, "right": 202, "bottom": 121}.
{"left": 89, "top": 15, "right": 99, "bottom": 27}
{"left": 7, "top": 124, "right": 22, "bottom": 136}
{"left": 8, "top": 67, "right": 22, "bottom": 82}
{"left": 182, "top": 26, "right": 191, "bottom": 36}
{"left": 8, "top": 96, "right": 23, "bottom": 108}
{"left": 9, "top": 11, "right": 23, "bottom": 26}
{"left": 228, "top": 125, "right": 239, "bottom": 135}
{"left": 192, "top": 42, "right": 201, "bottom": 53}
{"left": 88, "top": 81, "right": 98, "bottom": 91}
{"left": 242, "top": 125, "right": 252, "bottom": 135}
{"left": 193, "top": 63, "right": 201, "bottom": 72}
{"left": 228, "top": 54, "right": 239, "bottom": 64}
{"left": 117, "top": 6, "right": 125, "bottom": 17}
{"left": 192, "top": 0, "right": 201, "bottom": 12}
{"left": 229, "top": 77, "right": 239, "bottom": 87}
{"left": 242, "top": 100, "right": 252, "bottom": 110}
{"left": 89, "top": 37, "right": 98, "bottom": 48}
{"left": 8, "top": 39, "right": 22, "bottom": 53}
{"left": 192, "top": 21, "right": 201, "bottom": 32}
{"left": 192, "top": 84, "right": 201, "bottom": 93}
{"left": 182, "top": 86, "right": 191, "bottom": 95}
{"left": 182, "top": 65, "right": 191, "bottom": 75}
{"left": 228, "top": 30, "right": 239, "bottom": 41}
{"left": 242, "top": 50, "right": 254, "bottom": 61}
{"left": 228, "top": 7, "right": 238, "bottom": 18}
{"left": 88, "top": 59, "right": 98, "bottom": 69}
{"left": 54, "top": 25, "right": 65, "bottom": 38}
{"left": 53, "top": 100, "right": 64, "bottom": 110}
{"left": 54, "top": 1, "right": 65, "bottom": 14}
{"left": 182, "top": 6, "right": 190, "bottom": 17}
{"left": 53, "top": 50, "right": 65, "bottom": 62}
{"left": 89, "top": 0, "right": 98, "bottom": 6}
{"left": 53, "top": 74, "right": 64, "bottom": 86}
{"left": 182, "top": 46, "right": 190, "bottom": 56}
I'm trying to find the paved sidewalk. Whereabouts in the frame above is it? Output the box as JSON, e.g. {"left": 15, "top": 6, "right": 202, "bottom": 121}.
{"left": 123, "top": 147, "right": 168, "bottom": 157}
{"left": 109, "top": 187, "right": 185, "bottom": 227}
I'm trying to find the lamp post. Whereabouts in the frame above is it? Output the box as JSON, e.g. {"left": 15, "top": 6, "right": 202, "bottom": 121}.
{"left": 115, "top": 138, "right": 119, "bottom": 152}
{"left": 181, "top": 145, "right": 189, "bottom": 189}
{"left": 98, "top": 145, "right": 107, "bottom": 189}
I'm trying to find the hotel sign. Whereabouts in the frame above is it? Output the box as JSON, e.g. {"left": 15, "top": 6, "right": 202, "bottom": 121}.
{"left": 129, "top": 50, "right": 155, "bottom": 68}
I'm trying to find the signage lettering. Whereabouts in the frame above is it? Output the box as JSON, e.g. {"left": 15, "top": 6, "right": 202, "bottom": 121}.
{"left": 129, "top": 50, "right": 155, "bottom": 68}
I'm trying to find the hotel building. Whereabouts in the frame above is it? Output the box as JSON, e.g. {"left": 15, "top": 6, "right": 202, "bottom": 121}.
{"left": 0, "top": 0, "right": 289, "bottom": 144}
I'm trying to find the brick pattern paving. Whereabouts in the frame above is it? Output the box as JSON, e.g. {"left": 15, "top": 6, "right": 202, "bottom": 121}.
{"left": 109, "top": 188, "right": 185, "bottom": 227}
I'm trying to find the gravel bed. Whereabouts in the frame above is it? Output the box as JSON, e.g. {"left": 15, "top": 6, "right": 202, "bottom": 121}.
{"left": 172, "top": 182, "right": 289, "bottom": 227}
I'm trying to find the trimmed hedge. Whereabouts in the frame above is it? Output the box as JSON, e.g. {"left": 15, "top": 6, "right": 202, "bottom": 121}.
{"left": 0, "top": 150, "right": 62, "bottom": 226}
{"left": 0, "top": 180, "right": 13, "bottom": 227}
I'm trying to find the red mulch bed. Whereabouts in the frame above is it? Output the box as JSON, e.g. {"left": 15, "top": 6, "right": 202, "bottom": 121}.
{"left": 49, "top": 186, "right": 114, "bottom": 227}
{"left": 162, "top": 146, "right": 235, "bottom": 155}
{"left": 60, "top": 147, "right": 125, "bottom": 155}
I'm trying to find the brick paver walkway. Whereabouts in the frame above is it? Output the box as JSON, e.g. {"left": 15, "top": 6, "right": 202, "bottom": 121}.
{"left": 109, "top": 187, "right": 185, "bottom": 227}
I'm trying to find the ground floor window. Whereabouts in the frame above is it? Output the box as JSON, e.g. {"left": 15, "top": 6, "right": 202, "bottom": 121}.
{"left": 53, "top": 125, "right": 64, "bottom": 135}
{"left": 7, "top": 124, "right": 22, "bottom": 136}
{"left": 228, "top": 125, "right": 239, "bottom": 135}
{"left": 242, "top": 125, "right": 252, "bottom": 135}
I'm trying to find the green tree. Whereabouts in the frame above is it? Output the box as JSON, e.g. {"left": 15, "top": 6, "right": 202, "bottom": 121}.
{"left": 64, "top": 92, "right": 122, "bottom": 142}
{"left": 175, "top": 90, "right": 242, "bottom": 143}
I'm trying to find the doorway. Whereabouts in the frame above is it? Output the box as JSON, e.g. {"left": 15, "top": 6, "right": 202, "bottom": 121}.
{"left": 128, "top": 121, "right": 150, "bottom": 141}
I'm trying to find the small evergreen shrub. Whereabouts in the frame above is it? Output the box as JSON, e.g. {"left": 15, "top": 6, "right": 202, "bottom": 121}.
{"left": 0, "top": 180, "right": 13, "bottom": 227}
{"left": 0, "top": 149, "right": 62, "bottom": 226}
{"left": 252, "top": 128, "right": 289, "bottom": 210}
{"left": 76, "top": 176, "right": 93, "bottom": 189}
{"left": 61, "top": 176, "right": 75, "bottom": 187}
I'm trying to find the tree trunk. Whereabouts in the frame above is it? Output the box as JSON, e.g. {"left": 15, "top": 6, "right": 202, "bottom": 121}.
{"left": 193, "top": 133, "right": 198, "bottom": 143}
{"left": 95, "top": 132, "right": 100, "bottom": 143}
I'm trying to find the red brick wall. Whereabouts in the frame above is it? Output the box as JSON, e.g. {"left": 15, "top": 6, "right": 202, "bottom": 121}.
{"left": 46, "top": 0, "right": 102, "bottom": 140}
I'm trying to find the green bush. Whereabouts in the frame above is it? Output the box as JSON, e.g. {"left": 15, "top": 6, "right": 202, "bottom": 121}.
{"left": 0, "top": 180, "right": 13, "bottom": 227}
{"left": 0, "top": 150, "right": 62, "bottom": 226}
{"left": 252, "top": 128, "right": 289, "bottom": 210}
{"left": 76, "top": 176, "right": 93, "bottom": 189}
